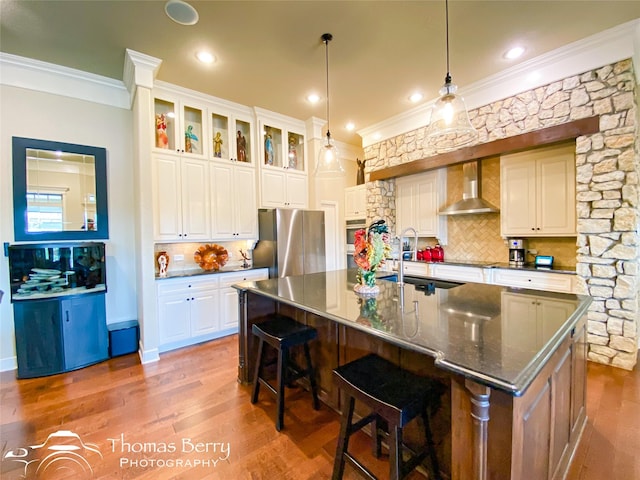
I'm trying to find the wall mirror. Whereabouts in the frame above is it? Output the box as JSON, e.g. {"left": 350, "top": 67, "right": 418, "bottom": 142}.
{"left": 12, "top": 137, "right": 109, "bottom": 241}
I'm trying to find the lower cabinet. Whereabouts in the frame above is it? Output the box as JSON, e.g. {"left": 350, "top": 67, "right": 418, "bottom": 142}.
{"left": 157, "top": 269, "right": 268, "bottom": 352}
{"left": 13, "top": 293, "right": 108, "bottom": 379}
{"left": 492, "top": 268, "right": 576, "bottom": 293}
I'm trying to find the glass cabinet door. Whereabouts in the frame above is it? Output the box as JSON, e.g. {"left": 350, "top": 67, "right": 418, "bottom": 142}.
{"left": 211, "top": 112, "right": 230, "bottom": 161}
{"left": 235, "top": 119, "right": 252, "bottom": 164}
{"left": 182, "top": 105, "right": 204, "bottom": 156}
{"left": 263, "top": 125, "right": 282, "bottom": 167}
{"left": 154, "top": 98, "right": 177, "bottom": 151}
{"left": 287, "top": 132, "right": 305, "bottom": 172}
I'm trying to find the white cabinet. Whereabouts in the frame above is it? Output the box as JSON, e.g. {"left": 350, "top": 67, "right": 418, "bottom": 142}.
{"left": 210, "top": 162, "right": 257, "bottom": 240}
{"left": 345, "top": 184, "right": 367, "bottom": 219}
{"left": 209, "top": 105, "right": 255, "bottom": 164}
{"left": 261, "top": 169, "right": 308, "bottom": 208}
{"left": 396, "top": 170, "right": 447, "bottom": 244}
{"left": 501, "top": 291, "right": 577, "bottom": 351}
{"left": 256, "top": 108, "right": 309, "bottom": 209}
{"left": 152, "top": 152, "right": 210, "bottom": 241}
{"left": 157, "top": 269, "right": 268, "bottom": 353}
{"left": 492, "top": 268, "right": 576, "bottom": 294}
{"left": 157, "top": 276, "right": 220, "bottom": 351}
{"left": 501, "top": 143, "right": 576, "bottom": 237}
{"left": 153, "top": 89, "right": 208, "bottom": 157}
{"left": 219, "top": 269, "right": 269, "bottom": 330}
{"left": 430, "top": 263, "right": 487, "bottom": 283}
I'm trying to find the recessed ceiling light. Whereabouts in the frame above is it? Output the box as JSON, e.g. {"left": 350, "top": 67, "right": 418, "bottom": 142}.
{"left": 409, "top": 92, "right": 423, "bottom": 103}
{"left": 345, "top": 122, "right": 355, "bottom": 131}
{"left": 196, "top": 51, "right": 215, "bottom": 64}
{"left": 504, "top": 46, "right": 525, "bottom": 60}
{"left": 307, "top": 93, "right": 320, "bottom": 104}
{"left": 165, "top": 0, "right": 199, "bottom": 26}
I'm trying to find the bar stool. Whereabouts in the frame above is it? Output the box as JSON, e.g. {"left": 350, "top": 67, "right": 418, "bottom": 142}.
{"left": 332, "top": 354, "right": 444, "bottom": 480}
{"left": 251, "top": 314, "right": 320, "bottom": 431}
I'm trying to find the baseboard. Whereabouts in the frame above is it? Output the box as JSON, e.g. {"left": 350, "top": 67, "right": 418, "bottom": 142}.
{"left": 138, "top": 341, "right": 159, "bottom": 364}
{"left": 0, "top": 356, "right": 17, "bottom": 372}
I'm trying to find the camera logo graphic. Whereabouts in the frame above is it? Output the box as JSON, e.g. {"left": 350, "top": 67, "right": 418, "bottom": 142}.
{"left": 3, "top": 430, "right": 102, "bottom": 479}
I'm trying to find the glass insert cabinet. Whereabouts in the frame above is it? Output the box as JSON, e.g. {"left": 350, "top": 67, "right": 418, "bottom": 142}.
{"left": 8, "top": 242, "right": 108, "bottom": 378}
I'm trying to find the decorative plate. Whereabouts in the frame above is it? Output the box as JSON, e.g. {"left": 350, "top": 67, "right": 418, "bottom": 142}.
{"left": 194, "top": 244, "right": 229, "bottom": 271}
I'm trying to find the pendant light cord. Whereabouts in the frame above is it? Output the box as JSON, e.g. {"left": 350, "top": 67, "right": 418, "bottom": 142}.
{"left": 445, "top": 0, "right": 451, "bottom": 83}
{"left": 322, "top": 33, "right": 333, "bottom": 142}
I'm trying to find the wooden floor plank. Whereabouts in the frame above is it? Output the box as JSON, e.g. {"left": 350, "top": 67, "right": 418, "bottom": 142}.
{"left": 1, "top": 335, "right": 639, "bottom": 479}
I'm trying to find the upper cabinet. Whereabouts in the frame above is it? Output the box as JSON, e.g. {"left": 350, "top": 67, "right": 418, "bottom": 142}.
{"left": 153, "top": 90, "right": 208, "bottom": 158}
{"left": 501, "top": 143, "right": 576, "bottom": 237}
{"left": 345, "top": 184, "right": 367, "bottom": 219}
{"left": 210, "top": 106, "right": 255, "bottom": 165}
{"left": 396, "top": 169, "right": 447, "bottom": 244}
{"left": 255, "top": 108, "right": 308, "bottom": 209}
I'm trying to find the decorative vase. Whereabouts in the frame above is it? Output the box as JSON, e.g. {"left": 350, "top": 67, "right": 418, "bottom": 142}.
{"left": 157, "top": 251, "right": 170, "bottom": 277}
{"left": 353, "top": 268, "right": 380, "bottom": 296}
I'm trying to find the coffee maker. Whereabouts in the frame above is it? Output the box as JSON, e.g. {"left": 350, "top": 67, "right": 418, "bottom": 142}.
{"left": 509, "top": 238, "right": 526, "bottom": 265}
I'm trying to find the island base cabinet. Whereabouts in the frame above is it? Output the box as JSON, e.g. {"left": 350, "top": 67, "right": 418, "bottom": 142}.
{"left": 450, "top": 313, "right": 587, "bottom": 480}
{"left": 14, "top": 293, "right": 108, "bottom": 379}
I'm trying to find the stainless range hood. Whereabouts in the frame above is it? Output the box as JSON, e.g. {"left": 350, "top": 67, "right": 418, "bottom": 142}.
{"left": 439, "top": 161, "right": 499, "bottom": 215}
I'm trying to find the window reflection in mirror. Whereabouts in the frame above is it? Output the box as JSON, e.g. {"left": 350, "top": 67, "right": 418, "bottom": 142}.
{"left": 12, "top": 137, "right": 109, "bottom": 241}
{"left": 26, "top": 148, "right": 97, "bottom": 232}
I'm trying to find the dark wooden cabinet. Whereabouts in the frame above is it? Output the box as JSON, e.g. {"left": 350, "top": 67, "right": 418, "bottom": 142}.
{"left": 14, "top": 293, "right": 108, "bottom": 378}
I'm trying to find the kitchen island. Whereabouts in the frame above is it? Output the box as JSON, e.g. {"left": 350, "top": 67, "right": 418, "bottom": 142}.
{"left": 234, "top": 269, "right": 591, "bottom": 480}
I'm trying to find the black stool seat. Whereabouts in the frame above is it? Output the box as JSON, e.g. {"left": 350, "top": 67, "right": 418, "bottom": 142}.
{"left": 251, "top": 314, "right": 319, "bottom": 431}
{"left": 332, "top": 354, "right": 444, "bottom": 480}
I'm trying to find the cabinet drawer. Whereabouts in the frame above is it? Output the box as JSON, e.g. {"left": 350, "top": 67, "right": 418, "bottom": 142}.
{"left": 493, "top": 269, "right": 575, "bottom": 293}
{"left": 157, "top": 275, "right": 220, "bottom": 296}
{"left": 219, "top": 268, "right": 268, "bottom": 288}
{"left": 431, "top": 264, "right": 486, "bottom": 283}
{"left": 401, "top": 261, "right": 430, "bottom": 277}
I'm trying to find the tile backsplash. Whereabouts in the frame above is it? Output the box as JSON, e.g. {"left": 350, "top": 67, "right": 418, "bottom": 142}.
{"left": 154, "top": 240, "right": 256, "bottom": 275}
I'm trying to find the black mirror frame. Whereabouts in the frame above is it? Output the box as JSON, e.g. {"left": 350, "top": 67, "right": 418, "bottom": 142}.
{"left": 12, "top": 136, "right": 109, "bottom": 241}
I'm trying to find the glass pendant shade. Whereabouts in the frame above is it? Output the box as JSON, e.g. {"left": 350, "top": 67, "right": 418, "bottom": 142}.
{"left": 315, "top": 132, "right": 344, "bottom": 176}
{"left": 426, "top": 76, "right": 477, "bottom": 151}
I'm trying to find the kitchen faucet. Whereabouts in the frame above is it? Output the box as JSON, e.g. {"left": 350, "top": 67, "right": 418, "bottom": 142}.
{"left": 397, "top": 227, "right": 418, "bottom": 285}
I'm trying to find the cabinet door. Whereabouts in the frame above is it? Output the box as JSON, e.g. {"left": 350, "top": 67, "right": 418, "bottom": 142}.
{"left": 234, "top": 165, "right": 258, "bottom": 238}
{"left": 345, "top": 185, "right": 366, "bottom": 219}
{"left": 501, "top": 292, "right": 541, "bottom": 352}
{"left": 190, "top": 289, "right": 219, "bottom": 336}
{"left": 396, "top": 171, "right": 446, "bottom": 239}
{"left": 501, "top": 158, "right": 537, "bottom": 236}
{"left": 181, "top": 102, "right": 207, "bottom": 157}
{"left": 286, "top": 173, "right": 308, "bottom": 208}
{"left": 61, "top": 294, "right": 108, "bottom": 370}
{"left": 158, "top": 292, "right": 191, "bottom": 345}
{"left": 219, "top": 287, "right": 240, "bottom": 330}
{"left": 210, "top": 163, "right": 235, "bottom": 238}
{"left": 153, "top": 153, "right": 183, "bottom": 241}
{"left": 396, "top": 178, "right": 415, "bottom": 233}
{"left": 181, "top": 158, "right": 210, "bottom": 240}
{"left": 13, "top": 299, "right": 64, "bottom": 378}
{"left": 261, "top": 169, "right": 287, "bottom": 207}
{"left": 415, "top": 173, "right": 439, "bottom": 235}
{"left": 537, "top": 153, "right": 576, "bottom": 235}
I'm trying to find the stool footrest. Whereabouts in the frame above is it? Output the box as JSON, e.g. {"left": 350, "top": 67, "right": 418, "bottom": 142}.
{"left": 344, "top": 453, "right": 377, "bottom": 480}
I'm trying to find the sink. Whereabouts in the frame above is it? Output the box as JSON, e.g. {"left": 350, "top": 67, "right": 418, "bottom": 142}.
{"left": 379, "top": 274, "right": 463, "bottom": 290}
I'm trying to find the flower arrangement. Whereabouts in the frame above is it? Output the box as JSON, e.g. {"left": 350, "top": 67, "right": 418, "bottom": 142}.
{"left": 353, "top": 220, "right": 391, "bottom": 295}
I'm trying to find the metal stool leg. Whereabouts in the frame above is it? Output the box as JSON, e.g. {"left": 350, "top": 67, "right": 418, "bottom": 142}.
{"left": 332, "top": 396, "right": 355, "bottom": 480}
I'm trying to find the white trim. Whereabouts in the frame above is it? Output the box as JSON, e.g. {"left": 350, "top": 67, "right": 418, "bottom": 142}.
{"left": 0, "top": 52, "right": 130, "bottom": 109}
{"left": 0, "top": 356, "right": 17, "bottom": 372}
{"left": 358, "top": 19, "right": 640, "bottom": 147}
{"left": 138, "top": 343, "right": 160, "bottom": 364}
{"left": 123, "top": 49, "right": 162, "bottom": 106}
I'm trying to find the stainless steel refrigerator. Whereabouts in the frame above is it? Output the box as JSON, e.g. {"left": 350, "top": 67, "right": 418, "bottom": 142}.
{"left": 253, "top": 208, "right": 326, "bottom": 278}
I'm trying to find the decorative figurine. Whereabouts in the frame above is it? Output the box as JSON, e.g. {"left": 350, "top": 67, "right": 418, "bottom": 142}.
{"left": 237, "top": 130, "right": 247, "bottom": 162}
{"left": 239, "top": 249, "right": 251, "bottom": 268}
{"left": 213, "top": 131, "right": 223, "bottom": 158}
{"left": 185, "top": 125, "right": 199, "bottom": 153}
{"left": 288, "top": 135, "right": 297, "bottom": 168}
{"left": 157, "top": 251, "right": 170, "bottom": 277}
{"left": 156, "top": 114, "right": 169, "bottom": 149}
{"left": 356, "top": 158, "right": 367, "bottom": 185}
{"left": 265, "top": 132, "right": 274, "bottom": 165}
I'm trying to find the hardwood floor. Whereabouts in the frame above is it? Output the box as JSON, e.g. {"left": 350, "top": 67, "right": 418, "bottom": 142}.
{"left": 1, "top": 335, "right": 638, "bottom": 479}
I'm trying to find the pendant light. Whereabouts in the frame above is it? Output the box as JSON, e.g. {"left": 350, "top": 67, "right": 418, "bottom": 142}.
{"left": 315, "top": 33, "right": 345, "bottom": 176}
{"left": 426, "top": 0, "right": 477, "bottom": 151}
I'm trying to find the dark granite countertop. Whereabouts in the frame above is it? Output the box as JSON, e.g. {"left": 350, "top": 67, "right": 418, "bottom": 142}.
{"left": 234, "top": 269, "right": 591, "bottom": 395}
{"left": 155, "top": 265, "right": 266, "bottom": 280}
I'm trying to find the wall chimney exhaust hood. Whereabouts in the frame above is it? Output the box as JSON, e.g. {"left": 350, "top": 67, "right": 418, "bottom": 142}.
{"left": 439, "top": 161, "right": 499, "bottom": 215}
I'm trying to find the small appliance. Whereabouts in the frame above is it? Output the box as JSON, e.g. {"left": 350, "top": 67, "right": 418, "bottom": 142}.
{"left": 509, "top": 238, "right": 526, "bottom": 265}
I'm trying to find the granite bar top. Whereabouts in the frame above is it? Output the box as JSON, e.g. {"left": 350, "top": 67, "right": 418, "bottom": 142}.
{"left": 234, "top": 269, "right": 591, "bottom": 395}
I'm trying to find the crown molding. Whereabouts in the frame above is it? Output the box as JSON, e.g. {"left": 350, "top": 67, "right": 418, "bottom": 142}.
{"left": 358, "top": 19, "right": 640, "bottom": 148}
{"left": 123, "top": 49, "right": 162, "bottom": 104}
{"left": 0, "top": 52, "right": 129, "bottom": 109}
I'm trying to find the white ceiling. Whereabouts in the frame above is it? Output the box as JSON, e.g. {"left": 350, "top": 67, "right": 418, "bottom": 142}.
{"left": 1, "top": 1, "right": 639, "bottom": 145}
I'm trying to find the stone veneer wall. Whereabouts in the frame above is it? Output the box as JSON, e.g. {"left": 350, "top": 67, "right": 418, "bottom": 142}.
{"left": 363, "top": 59, "right": 639, "bottom": 370}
